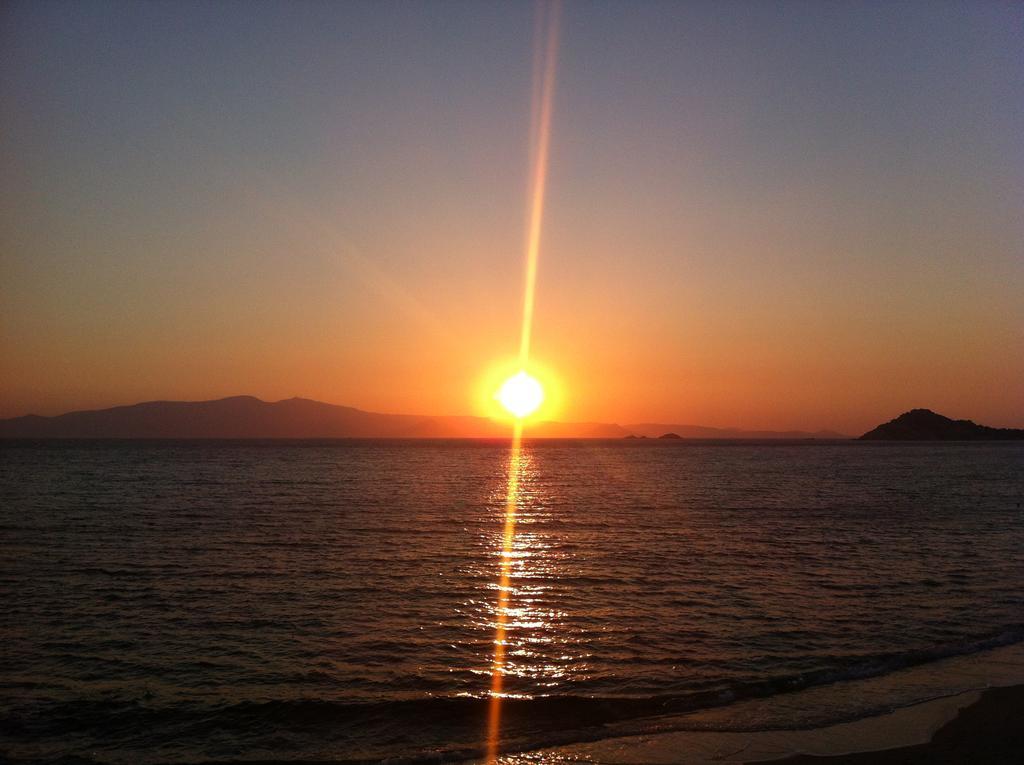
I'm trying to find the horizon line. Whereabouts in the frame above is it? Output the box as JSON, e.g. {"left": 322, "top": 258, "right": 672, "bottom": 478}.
{"left": 0, "top": 393, "right": 855, "bottom": 436}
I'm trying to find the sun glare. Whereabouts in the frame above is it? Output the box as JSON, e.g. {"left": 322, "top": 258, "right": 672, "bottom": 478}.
{"left": 496, "top": 371, "right": 545, "bottom": 419}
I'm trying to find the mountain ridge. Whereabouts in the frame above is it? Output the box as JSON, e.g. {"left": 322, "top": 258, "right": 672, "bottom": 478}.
{"left": 0, "top": 396, "right": 849, "bottom": 439}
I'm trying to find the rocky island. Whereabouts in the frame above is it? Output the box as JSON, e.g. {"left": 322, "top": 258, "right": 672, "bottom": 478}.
{"left": 860, "top": 409, "right": 1024, "bottom": 440}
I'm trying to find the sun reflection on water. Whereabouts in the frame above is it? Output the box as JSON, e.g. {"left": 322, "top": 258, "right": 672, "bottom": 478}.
{"left": 482, "top": 432, "right": 591, "bottom": 760}
{"left": 486, "top": 421, "right": 525, "bottom": 757}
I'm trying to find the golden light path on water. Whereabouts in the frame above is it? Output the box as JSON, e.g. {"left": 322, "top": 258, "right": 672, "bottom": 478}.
{"left": 486, "top": 2, "right": 561, "bottom": 761}
{"left": 485, "top": 419, "right": 524, "bottom": 762}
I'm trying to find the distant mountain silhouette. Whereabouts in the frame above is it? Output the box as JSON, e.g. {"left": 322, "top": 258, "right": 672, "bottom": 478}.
{"left": 860, "top": 409, "right": 1024, "bottom": 440}
{"left": 658, "top": 432, "right": 682, "bottom": 439}
{"left": 0, "top": 396, "right": 628, "bottom": 439}
{"left": 0, "top": 396, "right": 855, "bottom": 440}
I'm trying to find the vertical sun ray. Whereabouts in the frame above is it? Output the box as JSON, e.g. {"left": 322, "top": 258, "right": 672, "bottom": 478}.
{"left": 518, "top": 1, "right": 561, "bottom": 368}
{"left": 486, "top": 2, "right": 561, "bottom": 761}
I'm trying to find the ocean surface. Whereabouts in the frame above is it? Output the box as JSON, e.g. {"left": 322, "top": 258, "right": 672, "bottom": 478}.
{"left": 1, "top": 439, "right": 1022, "bottom": 763}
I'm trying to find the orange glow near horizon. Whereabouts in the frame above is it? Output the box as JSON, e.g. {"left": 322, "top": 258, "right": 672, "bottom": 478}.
{"left": 485, "top": 2, "right": 561, "bottom": 760}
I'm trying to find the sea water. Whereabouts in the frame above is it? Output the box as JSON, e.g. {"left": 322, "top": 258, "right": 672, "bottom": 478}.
{"left": 1, "top": 440, "right": 1022, "bottom": 762}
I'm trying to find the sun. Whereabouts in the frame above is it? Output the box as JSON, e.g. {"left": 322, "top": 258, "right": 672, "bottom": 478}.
{"left": 495, "top": 371, "right": 545, "bottom": 419}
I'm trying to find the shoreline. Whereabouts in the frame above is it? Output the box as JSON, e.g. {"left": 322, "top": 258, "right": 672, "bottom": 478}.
{"left": 774, "top": 684, "right": 1024, "bottom": 764}
{"left": 504, "top": 685, "right": 1022, "bottom": 764}
{"left": 500, "top": 640, "right": 1024, "bottom": 764}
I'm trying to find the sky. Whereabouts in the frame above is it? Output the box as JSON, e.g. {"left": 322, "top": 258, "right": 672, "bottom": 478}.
{"left": 1, "top": 0, "right": 1022, "bottom": 434}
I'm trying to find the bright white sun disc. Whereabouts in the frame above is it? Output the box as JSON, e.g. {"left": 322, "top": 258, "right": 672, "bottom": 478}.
{"left": 496, "top": 371, "right": 545, "bottom": 418}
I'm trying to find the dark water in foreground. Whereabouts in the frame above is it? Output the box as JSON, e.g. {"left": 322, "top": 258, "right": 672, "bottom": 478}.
{"left": 1, "top": 440, "right": 1022, "bottom": 763}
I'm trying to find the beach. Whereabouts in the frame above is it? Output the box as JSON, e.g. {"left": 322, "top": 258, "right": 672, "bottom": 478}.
{"left": 779, "top": 683, "right": 1024, "bottom": 764}
{"left": 504, "top": 640, "right": 1024, "bottom": 764}
{"left": 505, "top": 684, "right": 1023, "bottom": 764}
